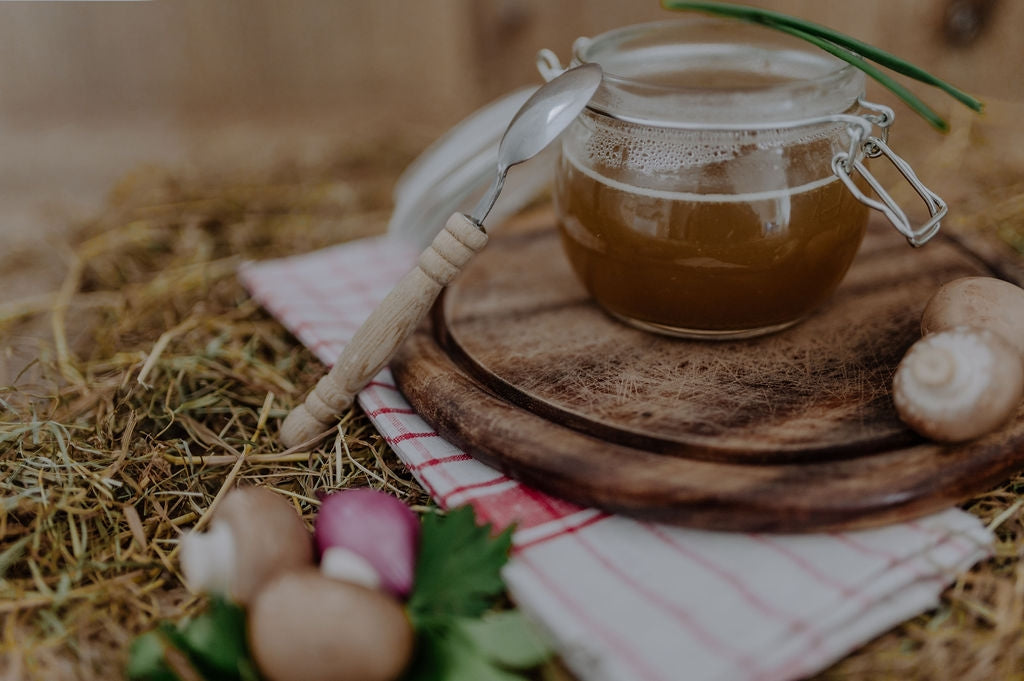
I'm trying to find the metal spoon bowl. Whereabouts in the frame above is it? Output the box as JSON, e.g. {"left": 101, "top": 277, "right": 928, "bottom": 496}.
{"left": 470, "top": 63, "right": 603, "bottom": 225}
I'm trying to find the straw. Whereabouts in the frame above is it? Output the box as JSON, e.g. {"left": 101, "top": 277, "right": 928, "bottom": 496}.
{"left": 3, "top": 120, "right": 1024, "bottom": 680}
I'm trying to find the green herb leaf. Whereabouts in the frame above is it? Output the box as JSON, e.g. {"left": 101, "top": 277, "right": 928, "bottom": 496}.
{"left": 661, "top": 0, "right": 984, "bottom": 131}
{"left": 402, "top": 506, "right": 552, "bottom": 681}
{"left": 126, "top": 600, "right": 259, "bottom": 681}
{"left": 764, "top": 21, "right": 949, "bottom": 132}
{"left": 126, "top": 631, "right": 180, "bottom": 681}
{"left": 402, "top": 620, "right": 544, "bottom": 681}
{"left": 179, "top": 598, "right": 259, "bottom": 680}
{"left": 454, "top": 611, "right": 553, "bottom": 670}
{"left": 406, "top": 506, "right": 514, "bottom": 626}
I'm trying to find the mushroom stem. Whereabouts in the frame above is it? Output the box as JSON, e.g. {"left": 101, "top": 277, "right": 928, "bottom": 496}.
{"left": 180, "top": 522, "right": 237, "bottom": 596}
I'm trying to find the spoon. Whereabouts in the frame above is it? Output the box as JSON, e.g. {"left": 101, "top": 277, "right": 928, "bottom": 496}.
{"left": 280, "top": 63, "right": 603, "bottom": 447}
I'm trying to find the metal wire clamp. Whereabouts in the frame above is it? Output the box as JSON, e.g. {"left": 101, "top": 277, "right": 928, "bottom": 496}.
{"left": 833, "top": 136, "right": 947, "bottom": 248}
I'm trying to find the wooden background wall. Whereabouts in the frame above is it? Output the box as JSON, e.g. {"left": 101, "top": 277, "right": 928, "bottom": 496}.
{"left": 0, "top": 0, "right": 1020, "bottom": 368}
{"left": 0, "top": 0, "right": 1019, "bottom": 133}
{"left": 0, "top": 0, "right": 1020, "bottom": 266}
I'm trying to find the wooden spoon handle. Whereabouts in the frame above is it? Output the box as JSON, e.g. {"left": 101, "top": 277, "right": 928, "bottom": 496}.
{"left": 280, "top": 213, "right": 487, "bottom": 447}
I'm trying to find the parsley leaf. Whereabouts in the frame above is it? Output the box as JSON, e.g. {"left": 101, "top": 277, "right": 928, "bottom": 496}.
{"left": 402, "top": 624, "right": 526, "bottom": 681}
{"left": 402, "top": 614, "right": 552, "bottom": 681}
{"left": 402, "top": 506, "right": 553, "bottom": 681}
{"left": 406, "top": 506, "right": 514, "bottom": 626}
{"left": 126, "top": 599, "right": 259, "bottom": 681}
{"left": 454, "top": 611, "right": 552, "bottom": 670}
{"left": 125, "top": 630, "right": 180, "bottom": 681}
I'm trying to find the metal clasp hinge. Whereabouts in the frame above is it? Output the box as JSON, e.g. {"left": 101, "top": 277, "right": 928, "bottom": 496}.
{"left": 833, "top": 136, "right": 947, "bottom": 248}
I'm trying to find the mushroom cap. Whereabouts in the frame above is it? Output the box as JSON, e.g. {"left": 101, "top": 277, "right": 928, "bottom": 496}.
{"left": 893, "top": 326, "right": 1024, "bottom": 442}
{"left": 181, "top": 487, "right": 313, "bottom": 604}
{"left": 921, "top": 277, "right": 1024, "bottom": 356}
{"left": 248, "top": 569, "right": 414, "bottom": 681}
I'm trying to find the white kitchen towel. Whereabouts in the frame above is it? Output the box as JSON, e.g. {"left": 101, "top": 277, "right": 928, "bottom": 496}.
{"left": 240, "top": 234, "right": 993, "bottom": 681}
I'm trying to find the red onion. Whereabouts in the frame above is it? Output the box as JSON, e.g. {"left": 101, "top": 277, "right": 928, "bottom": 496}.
{"left": 314, "top": 488, "right": 420, "bottom": 599}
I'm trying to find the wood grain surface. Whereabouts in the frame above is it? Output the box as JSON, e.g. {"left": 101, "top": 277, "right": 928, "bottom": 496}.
{"left": 391, "top": 211, "right": 1024, "bottom": 531}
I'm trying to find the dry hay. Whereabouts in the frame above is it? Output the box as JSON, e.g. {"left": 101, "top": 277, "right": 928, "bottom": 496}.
{"left": 0, "top": 141, "right": 431, "bottom": 681}
{"left": 3, "top": 101, "right": 1024, "bottom": 681}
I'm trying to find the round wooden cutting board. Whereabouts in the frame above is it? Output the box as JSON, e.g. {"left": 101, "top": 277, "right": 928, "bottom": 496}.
{"left": 391, "top": 211, "right": 1024, "bottom": 531}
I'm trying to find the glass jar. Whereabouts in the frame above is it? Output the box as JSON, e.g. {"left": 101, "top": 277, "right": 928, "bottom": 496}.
{"left": 539, "top": 18, "right": 946, "bottom": 339}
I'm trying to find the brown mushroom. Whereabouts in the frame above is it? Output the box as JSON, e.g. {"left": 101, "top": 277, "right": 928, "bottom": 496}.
{"left": 893, "top": 326, "right": 1024, "bottom": 442}
{"left": 179, "top": 487, "right": 313, "bottom": 604}
{"left": 248, "top": 569, "right": 414, "bottom": 681}
{"left": 921, "top": 277, "right": 1024, "bottom": 356}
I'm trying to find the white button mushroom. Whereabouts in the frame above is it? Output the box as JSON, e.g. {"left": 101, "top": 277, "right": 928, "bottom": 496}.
{"left": 179, "top": 487, "right": 313, "bottom": 604}
{"left": 248, "top": 569, "right": 414, "bottom": 681}
{"left": 893, "top": 326, "right": 1024, "bottom": 442}
{"left": 921, "top": 276, "right": 1024, "bottom": 356}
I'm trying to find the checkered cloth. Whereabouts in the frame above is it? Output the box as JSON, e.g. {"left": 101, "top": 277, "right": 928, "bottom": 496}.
{"left": 240, "top": 234, "right": 992, "bottom": 681}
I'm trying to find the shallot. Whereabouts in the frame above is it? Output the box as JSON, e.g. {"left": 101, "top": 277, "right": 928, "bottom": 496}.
{"left": 314, "top": 488, "right": 420, "bottom": 598}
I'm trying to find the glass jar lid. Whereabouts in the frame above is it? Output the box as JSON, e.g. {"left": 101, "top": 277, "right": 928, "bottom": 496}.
{"left": 570, "top": 18, "right": 865, "bottom": 127}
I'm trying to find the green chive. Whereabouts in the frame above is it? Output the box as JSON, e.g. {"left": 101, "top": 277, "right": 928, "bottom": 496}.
{"left": 668, "top": 1, "right": 982, "bottom": 111}
{"left": 766, "top": 21, "right": 950, "bottom": 132}
{"left": 661, "top": 0, "right": 983, "bottom": 130}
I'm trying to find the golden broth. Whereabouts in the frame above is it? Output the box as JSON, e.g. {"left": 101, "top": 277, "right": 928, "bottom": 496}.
{"left": 555, "top": 132, "right": 869, "bottom": 334}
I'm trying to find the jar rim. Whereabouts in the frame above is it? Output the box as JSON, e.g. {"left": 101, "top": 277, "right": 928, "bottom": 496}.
{"left": 570, "top": 17, "right": 865, "bottom": 127}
